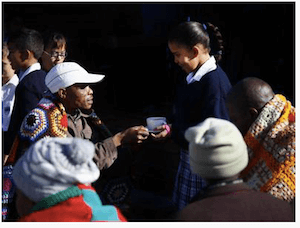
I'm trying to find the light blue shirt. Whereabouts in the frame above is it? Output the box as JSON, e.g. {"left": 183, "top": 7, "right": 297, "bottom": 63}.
{"left": 2, "top": 74, "right": 19, "bottom": 131}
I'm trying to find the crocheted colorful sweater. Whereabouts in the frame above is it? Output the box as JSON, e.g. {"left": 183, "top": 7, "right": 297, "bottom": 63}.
{"left": 19, "top": 97, "right": 68, "bottom": 142}
{"left": 241, "top": 94, "right": 295, "bottom": 202}
{"left": 18, "top": 184, "right": 127, "bottom": 222}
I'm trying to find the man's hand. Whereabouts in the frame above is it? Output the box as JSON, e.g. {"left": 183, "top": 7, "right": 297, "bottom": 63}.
{"left": 113, "top": 126, "right": 149, "bottom": 147}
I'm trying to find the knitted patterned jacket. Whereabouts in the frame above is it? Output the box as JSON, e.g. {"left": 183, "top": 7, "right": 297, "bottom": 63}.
{"left": 241, "top": 94, "right": 295, "bottom": 202}
{"left": 19, "top": 97, "right": 68, "bottom": 143}
{"left": 18, "top": 184, "right": 127, "bottom": 222}
{"left": 5, "top": 97, "right": 68, "bottom": 165}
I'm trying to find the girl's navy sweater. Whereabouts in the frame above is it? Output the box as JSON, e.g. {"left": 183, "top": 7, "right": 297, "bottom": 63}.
{"left": 171, "top": 65, "right": 232, "bottom": 150}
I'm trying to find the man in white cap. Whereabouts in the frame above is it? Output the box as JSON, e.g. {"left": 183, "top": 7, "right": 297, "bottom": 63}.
{"left": 177, "top": 117, "right": 294, "bottom": 221}
{"left": 4, "top": 62, "right": 149, "bottom": 220}
{"left": 5, "top": 62, "right": 149, "bottom": 168}
{"left": 13, "top": 137, "right": 127, "bottom": 222}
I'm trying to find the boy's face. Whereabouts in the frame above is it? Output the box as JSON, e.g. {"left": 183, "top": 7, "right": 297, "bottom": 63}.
{"left": 41, "top": 45, "right": 67, "bottom": 72}
{"left": 7, "top": 42, "right": 23, "bottom": 71}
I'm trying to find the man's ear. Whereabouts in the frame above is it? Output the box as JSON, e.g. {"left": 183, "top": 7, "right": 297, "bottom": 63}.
{"left": 57, "top": 88, "right": 67, "bottom": 100}
{"left": 249, "top": 107, "right": 259, "bottom": 121}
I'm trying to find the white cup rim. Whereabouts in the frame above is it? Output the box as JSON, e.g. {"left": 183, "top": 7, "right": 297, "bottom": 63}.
{"left": 146, "top": 117, "right": 166, "bottom": 120}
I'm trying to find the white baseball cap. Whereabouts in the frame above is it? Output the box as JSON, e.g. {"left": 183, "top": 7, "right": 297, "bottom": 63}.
{"left": 45, "top": 62, "right": 105, "bottom": 93}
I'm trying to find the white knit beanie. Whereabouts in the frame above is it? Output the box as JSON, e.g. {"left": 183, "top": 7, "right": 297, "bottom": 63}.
{"left": 184, "top": 117, "right": 249, "bottom": 179}
{"left": 13, "top": 137, "right": 100, "bottom": 203}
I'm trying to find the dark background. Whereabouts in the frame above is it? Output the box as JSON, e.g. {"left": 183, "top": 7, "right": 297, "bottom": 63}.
{"left": 3, "top": 2, "right": 295, "bottom": 113}
{"left": 2, "top": 2, "right": 296, "bottom": 219}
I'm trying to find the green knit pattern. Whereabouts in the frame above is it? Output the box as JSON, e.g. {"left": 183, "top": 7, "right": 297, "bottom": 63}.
{"left": 30, "top": 186, "right": 82, "bottom": 212}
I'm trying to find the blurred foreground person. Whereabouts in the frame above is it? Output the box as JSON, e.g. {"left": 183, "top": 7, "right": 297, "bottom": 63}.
{"left": 13, "top": 137, "right": 127, "bottom": 222}
{"left": 177, "top": 118, "right": 294, "bottom": 221}
{"left": 226, "top": 77, "right": 295, "bottom": 202}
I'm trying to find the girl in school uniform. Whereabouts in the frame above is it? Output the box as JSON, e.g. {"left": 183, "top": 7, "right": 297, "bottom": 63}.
{"left": 152, "top": 21, "right": 232, "bottom": 210}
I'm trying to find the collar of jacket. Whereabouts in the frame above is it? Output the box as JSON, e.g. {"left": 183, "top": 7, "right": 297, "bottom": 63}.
{"left": 30, "top": 185, "right": 83, "bottom": 212}
{"left": 192, "top": 182, "right": 251, "bottom": 203}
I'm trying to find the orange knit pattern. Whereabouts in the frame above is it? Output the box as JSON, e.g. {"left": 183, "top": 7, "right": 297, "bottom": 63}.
{"left": 20, "top": 98, "right": 68, "bottom": 143}
{"left": 241, "top": 95, "right": 295, "bottom": 202}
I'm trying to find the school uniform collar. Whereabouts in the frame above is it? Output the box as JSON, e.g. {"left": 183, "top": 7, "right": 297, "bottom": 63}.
{"left": 18, "top": 62, "right": 41, "bottom": 82}
{"left": 186, "top": 56, "right": 217, "bottom": 85}
{"left": 2, "top": 74, "right": 19, "bottom": 88}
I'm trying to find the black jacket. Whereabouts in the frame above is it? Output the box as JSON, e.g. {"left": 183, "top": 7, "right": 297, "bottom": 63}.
{"left": 4, "top": 69, "right": 47, "bottom": 155}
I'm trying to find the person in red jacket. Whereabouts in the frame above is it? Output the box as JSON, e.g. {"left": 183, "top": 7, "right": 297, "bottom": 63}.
{"left": 12, "top": 137, "right": 127, "bottom": 222}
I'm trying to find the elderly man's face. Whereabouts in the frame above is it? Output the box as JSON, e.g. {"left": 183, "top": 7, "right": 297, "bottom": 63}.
{"left": 64, "top": 83, "right": 94, "bottom": 112}
{"left": 226, "top": 100, "right": 255, "bottom": 137}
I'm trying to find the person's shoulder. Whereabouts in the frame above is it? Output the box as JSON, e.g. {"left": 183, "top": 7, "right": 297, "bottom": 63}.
{"left": 255, "top": 190, "right": 293, "bottom": 206}
{"left": 200, "top": 66, "right": 232, "bottom": 91}
{"left": 177, "top": 200, "right": 207, "bottom": 221}
{"left": 202, "top": 66, "right": 229, "bottom": 81}
{"left": 21, "top": 70, "right": 47, "bottom": 89}
{"left": 26, "top": 69, "right": 47, "bottom": 79}
{"left": 7, "top": 74, "right": 19, "bottom": 86}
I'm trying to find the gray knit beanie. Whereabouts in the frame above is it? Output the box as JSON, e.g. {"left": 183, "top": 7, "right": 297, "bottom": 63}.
{"left": 185, "top": 117, "right": 249, "bottom": 179}
{"left": 13, "top": 137, "right": 100, "bottom": 203}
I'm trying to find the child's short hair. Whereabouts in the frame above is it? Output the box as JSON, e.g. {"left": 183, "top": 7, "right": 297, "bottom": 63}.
{"left": 43, "top": 30, "right": 67, "bottom": 50}
{"left": 8, "top": 28, "right": 44, "bottom": 59}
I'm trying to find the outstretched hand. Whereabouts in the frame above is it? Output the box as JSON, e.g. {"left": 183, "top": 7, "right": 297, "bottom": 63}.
{"left": 150, "top": 125, "right": 171, "bottom": 141}
{"left": 121, "top": 125, "right": 149, "bottom": 144}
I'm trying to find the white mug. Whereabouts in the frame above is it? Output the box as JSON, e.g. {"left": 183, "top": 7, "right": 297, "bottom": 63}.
{"left": 146, "top": 117, "right": 167, "bottom": 131}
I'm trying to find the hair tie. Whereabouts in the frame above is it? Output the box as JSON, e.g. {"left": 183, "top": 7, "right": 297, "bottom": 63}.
{"left": 202, "top": 23, "right": 207, "bottom": 31}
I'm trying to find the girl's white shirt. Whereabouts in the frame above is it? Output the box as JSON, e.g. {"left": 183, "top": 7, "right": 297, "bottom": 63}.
{"left": 2, "top": 74, "right": 19, "bottom": 131}
{"left": 186, "top": 56, "right": 217, "bottom": 85}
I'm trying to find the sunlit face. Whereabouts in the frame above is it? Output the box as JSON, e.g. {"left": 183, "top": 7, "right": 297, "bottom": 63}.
{"left": 168, "top": 41, "right": 199, "bottom": 74}
{"left": 41, "top": 45, "right": 67, "bottom": 72}
{"left": 2, "top": 48, "right": 15, "bottom": 82}
{"left": 64, "top": 83, "right": 94, "bottom": 112}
